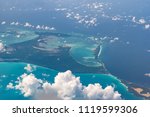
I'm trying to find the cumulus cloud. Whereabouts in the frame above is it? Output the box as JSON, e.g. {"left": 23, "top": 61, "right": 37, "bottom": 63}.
{"left": 35, "top": 25, "right": 55, "bottom": 31}
{"left": 49, "top": 27, "right": 56, "bottom": 31}
{"left": 24, "top": 22, "right": 32, "bottom": 27}
{"left": 52, "top": 70, "right": 83, "bottom": 99}
{"left": 16, "top": 35, "right": 21, "bottom": 38}
{"left": 138, "top": 18, "right": 146, "bottom": 24}
{"left": 10, "top": 22, "right": 19, "bottom": 26}
{"left": 36, "top": 25, "right": 41, "bottom": 29}
{"left": 64, "top": 10, "right": 98, "bottom": 27}
{"left": 84, "top": 84, "right": 121, "bottom": 100}
{"left": 132, "top": 17, "right": 136, "bottom": 23}
{"left": 112, "top": 16, "right": 121, "bottom": 21}
{"left": 15, "top": 73, "right": 43, "bottom": 97}
{"left": 145, "top": 24, "right": 150, "bottom": 29}
{"left": 131, "top": 17, "right": 148, "bottom": 26}
{"left": 1, "top": 21, "right": 6, "bottom": 25}
{"left": 0, "top": 42, "right": 5, "bottom": 52}
{"left": 144, "top": 73, "right": 150, "bottom": 77}
{"left": 6, "top": 83, "right": 14, "bottom": 89}
{"left": 7, "top": 70, "right": 122, "bottom": 100}
{"left": 110, "top": 37, "right": 119, "bottom": 43}
{"left": 10, "top": 22, "right": 15, "bottom": 25}
{"left": 24, "top": 64, "right": 36, "bottom": 72}
{"left": 3, "top": 21, "right": 56, "bottom": 31}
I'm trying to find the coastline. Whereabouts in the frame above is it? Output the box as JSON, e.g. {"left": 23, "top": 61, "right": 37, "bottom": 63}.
{"left": 121, "top": 79, "right": 150, "bottom": 100}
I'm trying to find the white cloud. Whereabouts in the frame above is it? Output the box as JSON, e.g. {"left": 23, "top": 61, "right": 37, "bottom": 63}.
{"left": 1, "top": 35, "right": 5, "bottom": 38}
{"left": 145, "top": 24, "right": 150, "bottom": 29}
{"left": 24, "top": 64, "right": 35, "bottom": 72}
{"left": 110, "top": 37, "right": 119, "bottom": 43}
{"left": 112, "top": 16, "right": 121, "bottom": 21}
{"left": 1, "top": 21, "right": 6, "bottom": 25}
{"left": 55, "top": 8, "right": 67, "bottom": 11}
{"left": 7, "top": 70, "right": 122, "bottom": 100}
{"left": 83, "top": 84, "right": 121, "bottom": 100}
{"left": 132, "top": 17, "right": 136, "bottom": 23}
{"left": 44, "top": 26, "right": 50, "bottom": 30}
{"left": 0, "top": 42, "right": 5, "bottom": 52}
{"left": 65, "top": 10, "right": 98, "bottom": 27}
{"left": 89, "top": 18, "right": 97, "bottom": 26}
{"left": 24, "top": 22, "right": 32, "bottom": 27}
{"left": 14, "top": 22, "right": 19, "bottom": 26}
{"left": 131, "top": 17, "right": 148, "bottom": 26}
{"left": 10, "top": 22, "right": 15, "bottom": 25}
{"left": 34, "top": 7, "right": 43, "bottom": 11}
{"left": 139, "top": 19, "right": 146, "bottom": 24}
{"left": 8, "top": 21, "right": 56, "bottom": 31}
{"left": 144, "top": 73, "right": 150, "bottom": 77}
{"left": 16, "top": 35, "right": 21, "bottom": 38}
{"left": 52, "top": 70, "right": 83, "bottom": 99}
{"left": 49, "top": 27, "right": 56, "bottom": 31}
{"left": 7, "top": 83, "right": 14, "bottom": 89}
{"left": 15, "top": 73, "right": 43, "bottom": 97}
{"left": 74, "top": 14, "right": 81, "bottom": 20}
{"left": 35, "top": 25, "right": 55, "bottom": 31}
{"left": 66, "top": 13, "right": 72, "bottom": 18}
{"left": 36, "top": 25, "right": 41, "bottom": 29}
{"left": 10, "top": 22, "right": 19, "bottom": 25}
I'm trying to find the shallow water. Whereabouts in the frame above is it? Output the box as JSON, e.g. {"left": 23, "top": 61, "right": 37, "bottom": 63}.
{"left": 0, "top": 26, "right": 39, "bottom": 45}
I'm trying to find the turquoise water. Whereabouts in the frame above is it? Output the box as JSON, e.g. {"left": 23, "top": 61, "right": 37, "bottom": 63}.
{"left": 0, "top": 26, "right": 102, "bottom": 67}
{"left": 78, "top": 74, "right": 140, "bottom": 100}
{"left": 0, "top": 26, "right": 39, "bottom": 46}
{"left": 0, "top": 62, "right": 140, "bottom": 100}
{"left": 36, "top": 32, "right": 102, "bottom": 67}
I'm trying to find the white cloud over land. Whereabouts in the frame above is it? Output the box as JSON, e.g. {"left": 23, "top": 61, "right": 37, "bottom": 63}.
{"left": 7, "top": 70, "right": 122, "bottom": 100}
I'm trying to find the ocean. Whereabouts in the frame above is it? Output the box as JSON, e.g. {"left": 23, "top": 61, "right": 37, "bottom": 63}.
{"left": 0, "top": 0, "right": 149, "bottom": 100}
{"left": 0, "top": 62, "right": 140, "bottom": 100}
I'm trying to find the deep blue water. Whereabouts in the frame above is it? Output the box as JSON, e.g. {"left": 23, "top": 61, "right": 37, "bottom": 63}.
{"left": 0, "top": 0, "right": 149, "bottom": 99}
